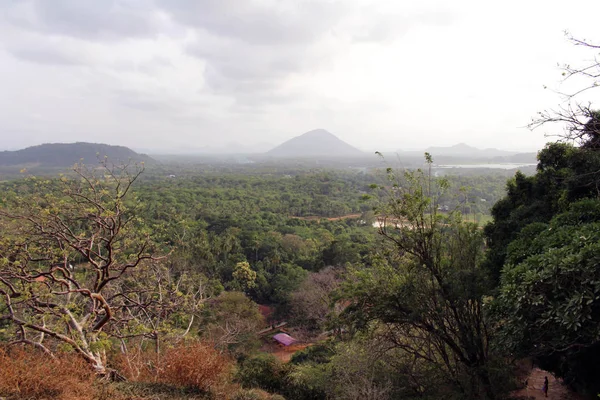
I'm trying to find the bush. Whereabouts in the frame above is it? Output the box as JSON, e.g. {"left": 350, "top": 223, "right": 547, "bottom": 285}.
{"left": 0, "top": 346, "right": 95, "bottom": 399}
{"left": 160, "top": 342, "right": 232, "bottom": 391}
{"left": 232, "top": 388, "right": 275, "bottom": 400}
{"left": 235, "top": 353, "right": 286, "bottom": 393}
{"left": 118, "top": 341, "right": 232, "bottom": 393}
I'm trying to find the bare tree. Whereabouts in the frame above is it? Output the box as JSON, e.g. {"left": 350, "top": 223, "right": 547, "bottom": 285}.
{"left": 0, "top": 161, "right": 165, "bottom": 375}
{"left": 289, "top": 266, "right": 344, "bottom": 333}
{"left": 529, "top": 34, "right": 600, "bottom": 146}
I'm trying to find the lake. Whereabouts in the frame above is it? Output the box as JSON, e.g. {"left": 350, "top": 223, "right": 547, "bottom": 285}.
{"left": 434, "top": 163, "right": 536, "bottom": 169}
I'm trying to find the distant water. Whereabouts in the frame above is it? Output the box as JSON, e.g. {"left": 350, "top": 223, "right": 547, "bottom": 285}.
{"left": 435, "top": 163, "right": 536, "bottom": 170}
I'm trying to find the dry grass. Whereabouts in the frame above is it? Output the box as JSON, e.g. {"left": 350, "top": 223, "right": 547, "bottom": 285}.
{"left": 0, "top": 343, "right": 282, "bottom": 400}
{"left": 0, "top": 346, "right": 96, "bottom": 400}
{"left": 118, "top": 341, "right": 233, "bottom": 394}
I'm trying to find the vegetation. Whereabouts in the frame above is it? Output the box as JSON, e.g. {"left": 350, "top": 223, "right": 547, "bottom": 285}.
{"left": 2, "top": 35, "right": 600, "bottom": 399}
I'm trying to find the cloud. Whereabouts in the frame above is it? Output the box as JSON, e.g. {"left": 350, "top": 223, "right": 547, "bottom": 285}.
{"left": 155, "top": 0, "right": 343, "bottom": 46}
{"left": 1, "top": 0, "right": 164, "bottom": 41}
{"left": 7, "top": 46, "right": 83, "bottom": 66}
{"left": 186, "top": 32, "right": 323, "bottom": 103}
{"left": 1, "top": 0, "right": 449, "bottom": 103}
{"left": 156, "top": 0, "right": 347, "bottom": 101}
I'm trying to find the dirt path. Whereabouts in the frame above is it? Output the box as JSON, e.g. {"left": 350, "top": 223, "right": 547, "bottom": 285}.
{"left": 260, "top": 342, "right": 312, "bottom": 362}
{"left": 290, "top": 213, "right": 361, "bottom": 221}
{"left": 511, "top": 367, "right": 584, "bottom": 400}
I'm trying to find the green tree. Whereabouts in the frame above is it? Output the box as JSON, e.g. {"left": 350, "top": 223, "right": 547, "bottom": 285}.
{"left": 340, "top": 156, "right": 501, "bottom": 399}
{"left": 495, "top": 199, "right": 600, "bottom": 395}
{"left": 483, "top": 142, "right": 600, "bottom": 283}
{"left": 233, "top": 261, "right": 258, "bottom": 291}
{"left": 198, "top": 291, "right": 264, "bottom": 357}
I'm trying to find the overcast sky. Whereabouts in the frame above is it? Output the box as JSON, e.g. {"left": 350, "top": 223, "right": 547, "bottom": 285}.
{"left": 1, "top": 0, "right": 599, "bottom": 153}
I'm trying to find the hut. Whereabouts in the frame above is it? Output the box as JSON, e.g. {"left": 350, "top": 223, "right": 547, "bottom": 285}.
{"left": 272, "top": 333, "right": 297, "bottom": 347}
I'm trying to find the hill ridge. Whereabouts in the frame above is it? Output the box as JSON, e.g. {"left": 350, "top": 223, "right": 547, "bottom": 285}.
{"left": 0, "top": 142, "right": 155, "bottom": 168}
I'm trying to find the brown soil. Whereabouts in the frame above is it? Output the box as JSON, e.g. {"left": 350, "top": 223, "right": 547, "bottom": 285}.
{"left": 260, "top": 342, "right": 312, "bottom": 363}
{"left": 289, "top": 213, "right": 361, "bottom": 221}
{"left": 511, "top": 367, "right": 585, "bottom": 400}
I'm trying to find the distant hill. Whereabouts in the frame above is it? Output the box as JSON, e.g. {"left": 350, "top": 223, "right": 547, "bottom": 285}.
{"left": 423, "top": 143, "right": 517, "bottom": 158}
{"left": 0, "top": 142, "right": 155, "bottom": 168}
{"left": 267, "top": 129, "right": 364, "bottom": 157}
{"left": 393, "top": 143, "right": 537, "bottom": 161}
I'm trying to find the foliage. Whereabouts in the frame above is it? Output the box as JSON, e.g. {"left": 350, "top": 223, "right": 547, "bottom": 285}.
{"left": 233, "top": 261, "right": 258, "bottom": 291}
{"left": 495, "top": 199, "right": 600, "bottom": 395}
{"left": 340, "top": 157, "right": 504, "bottom": 399}
{"left": 236, "top": 352, "right": 329, "bottom": 400}
{"left": 0, "top": 157, "right": 517, "bottom": 397}
{"left": 489, "top": 42, "right": 600, "bottom": 392}
{"left": 236, "top": 353, "right": 287, "bottom": 393}
{"left": 483, "top": 142, "right": 600, "bottom": 283}
{"left": 0, "top": 162, "right": 165, "bottom": 375}
{"left": 198, "top": 291, "right": 264, "bottom": 357}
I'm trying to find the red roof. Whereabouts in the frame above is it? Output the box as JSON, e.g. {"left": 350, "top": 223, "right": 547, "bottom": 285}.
{"left": 273, "top": 333, "right": 297, "bottom": 346}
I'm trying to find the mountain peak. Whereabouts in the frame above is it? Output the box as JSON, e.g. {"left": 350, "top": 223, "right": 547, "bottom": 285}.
{"left": 267, "top": 129, "right": 364, "bottom": 158}
{"left": 301, "top": 129, "right": 335, "bottom": 137}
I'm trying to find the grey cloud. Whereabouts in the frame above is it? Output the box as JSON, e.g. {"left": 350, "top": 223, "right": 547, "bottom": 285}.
{"left": 156, "top": 0, "right": 342, "bottom": 102}
{"left": 0, "top": 0, "right": 452, "bottom": 111}
{"left": 191, "top": 35, "right": 316, "bottom": 98}
{"left": 156, "top": 0, "right": 343, "bottom": 46}
{"left": 2, "top": 0, "right": 161, "bottom": 40}
{"left": 7, "top": 46, "right": 84, "bottom": 65}
{"left": 113, "top": 89, "right": 180, "bottom": 113}
{"left": 2, "top": 0, "right": 339, "bottom": 104}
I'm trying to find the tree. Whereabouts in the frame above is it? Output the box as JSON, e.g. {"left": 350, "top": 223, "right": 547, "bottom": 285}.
{"left": 232, "top": 261, "right": 257, "bottom": 292}
{"left": 483, "top": 142, "right": 600, "bottom": 283}
{"left": 111, "top": 263, "right": 213, "bottom": 355}
{"left": 198, "top": 291, "right": 264, "bottom": 357}
{"left": 495, "top": 199, "right": 600, "bottom": 395}
{"left": 0, "top": 162, "right": 163, "bottom": 375}
{"left": 340, "top": 156, "right": 501, "bottom": 399}
{"left": 529, "top": 34, "right": 600, "bottom": 142}
{"left": 289, "top": 266, "right": 343, "bottom": 333}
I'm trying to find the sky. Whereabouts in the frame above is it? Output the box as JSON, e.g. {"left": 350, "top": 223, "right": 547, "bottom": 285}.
{"left": 1, "top": 0, "right": 600, "bottom": 153}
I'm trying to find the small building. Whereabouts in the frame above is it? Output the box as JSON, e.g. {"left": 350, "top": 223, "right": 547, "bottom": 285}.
{"left": 272, "top": 333, "right": 297, "bottom": 347}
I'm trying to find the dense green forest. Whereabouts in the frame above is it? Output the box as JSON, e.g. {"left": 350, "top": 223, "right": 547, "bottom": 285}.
{"left": 3, "top": 38, "right": 600, "bottom": 400}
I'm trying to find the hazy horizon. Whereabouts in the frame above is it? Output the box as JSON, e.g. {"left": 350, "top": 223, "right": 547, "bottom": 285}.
{"left": 0, "top": 132, "right": 540, "bottom": 155}
{"left": 1, "top": 0, "right": 599, "bottom": 153}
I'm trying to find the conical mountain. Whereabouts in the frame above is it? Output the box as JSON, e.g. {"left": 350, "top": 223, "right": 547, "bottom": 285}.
{"left": 267, "top": 129, "right": 364, "bottom": 157}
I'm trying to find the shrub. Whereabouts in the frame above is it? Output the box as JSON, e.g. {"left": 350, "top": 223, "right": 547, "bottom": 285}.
{"left": 118, "top": 341, "right": 232, "bottom": 393}
{"left": 232, "top": 388, "right": 273, "bottom": 400}
{"left": 160, "top": 342, "right": 232, "bottom": 391}
{"left": 235, "top": 353, "right": 286, "bottom": 393}
{"left": 0, "top": 346, "right": 95, "bottom": 400}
